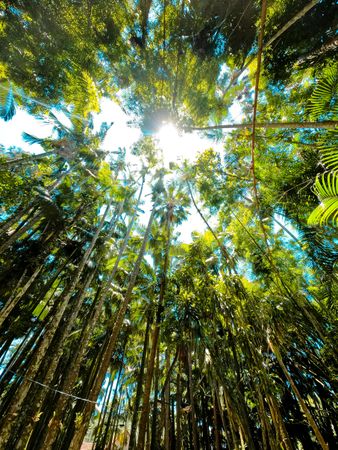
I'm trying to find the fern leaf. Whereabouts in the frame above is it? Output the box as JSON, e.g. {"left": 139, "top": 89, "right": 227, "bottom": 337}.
{"left": 307, "top": 63, "right": 338, "bottom": 120}
{"left": 319, "top": 129, "right": 338, "bottom": 170}
{"left": 308, "top": 172, "right": 338, "bottom": 225}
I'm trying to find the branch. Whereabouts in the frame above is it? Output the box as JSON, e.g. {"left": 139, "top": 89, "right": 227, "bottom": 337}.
{"left": 183, "top": 120, "right": 338, "bottom": 132}
{"left": 251, "top": 0, "right": 267, "bottom": 206}
{"left": 222, "top": 0, "right": 320, "bottom": 95}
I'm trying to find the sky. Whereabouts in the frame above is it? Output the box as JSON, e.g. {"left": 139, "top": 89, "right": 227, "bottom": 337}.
{"left": 0, "top": 91, "right": 296, "bottom": 245}
{"left": 1, "top": 96, "right": 241, "bottom": 242}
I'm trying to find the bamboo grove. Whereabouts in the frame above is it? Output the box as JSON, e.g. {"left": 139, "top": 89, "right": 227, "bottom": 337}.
{"left": 0, "top": 0, "right": 337, "bottom": 449}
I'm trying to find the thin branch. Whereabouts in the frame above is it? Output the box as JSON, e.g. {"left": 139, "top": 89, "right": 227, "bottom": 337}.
{"left": 222, "top": 0, "right": 320, "bottom": 95}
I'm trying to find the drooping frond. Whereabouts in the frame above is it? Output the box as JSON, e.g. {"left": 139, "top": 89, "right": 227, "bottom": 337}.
{"left": 0, "top": 81, "right": 16, "bottom": 121}
{"left": 22, "top": 132, "right": 49, "bottom": 147}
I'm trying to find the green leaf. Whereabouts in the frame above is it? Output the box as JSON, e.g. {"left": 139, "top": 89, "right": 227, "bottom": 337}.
{"left": 308, "top": 172, "right": 338, "bottom": 225}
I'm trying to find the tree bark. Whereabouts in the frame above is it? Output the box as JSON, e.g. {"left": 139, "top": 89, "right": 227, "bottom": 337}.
{"left": 68, "top": 206, "right": 156, "bottom": 450}
{"left": 176, "top": 356, "right": 182, "bottom": 450}
{"left": 222, "top": 0, "right": 320, "bottom": 94}
{"left": 186, "top": 342, "right": 198, "bottom": 450}
{"left": 0, "top": 264, "right": 43, "bottom": 328}
{"left": 268, "top": 336, "right": 329, "bottom": 450}
{"left": 137, "top": 323, "right": 160, "bottom": 450}
{"left": 129, "top": 313, "right": 152, "bottom": 450}
{"left": 0, "top": 199, "right": 112, "bottom": 447}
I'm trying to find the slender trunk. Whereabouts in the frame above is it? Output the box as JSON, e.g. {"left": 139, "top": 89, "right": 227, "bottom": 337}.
{"left": 138, "top": 205, "right": 172, "bottom": 450}
{"left": 0, "top": 200, "right": 112, "bottom": 447}
{"left": 101, "top": 363, "right": 124, "bottom": 449}
{"left": 0, "top": 150, "right": 55, "bottom": 167}
{"left": 150, "top": 344, "right": 160, "bottom": 450}
{"left": 186, "top": 342, "right": 198, "bottom": 450}
{"left": 164, "top": 354, "right": 170, "bottom": 450}
{"left": 110, "top": 388, "right": 124, "bottom": 450}
{"left": 296, "top": 36, "right": 338, "bottom": 66}
{"left": 0, "top": 265, "right": 43, "bottom": 328}
{"left": 176, "top": 356, "right": 182, "bottom": 450}
{"left": 267, "top": 395, "right": 293, "bottom": 450}
{"left": 128, "top": 313, "right": 151, "bottom": 450}
{"left": 201, "top": 393, "right": 211, "bottom": 450}
{"left": 221, "top": 0, "right": 320, "bottom": 94}
{"left": 138, "top": 323, "right": 160, "bottom": 450}
{"left": 268, "top": 336, "right": 328, "bottom": 450}
{"left": 184, "top": 120, "right": 338, "bottom": 132}
{"left": 0, "top": 204, "right": 33, "bottom": 236}
{"left": 42, "top": 195, "right": 142, "bottom": 446}
{"left": 93, "top": 367, "right": 114, "bottom": 449}
{"left": 0, "top": 210, "right": 43, "bottom": 254}
{"left": 212, "top": 386, "right": 221, "bottom": 450}
{"left": 16, "top": 270, "right": 97, "bottom": 449}
{"left": 68, "top": 206, "right": 156, "bottom": 450}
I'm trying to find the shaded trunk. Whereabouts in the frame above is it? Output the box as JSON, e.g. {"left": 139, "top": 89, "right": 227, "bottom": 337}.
{"left": 268, "top": 337, "right": 329, "bottom": 450}
{"left": 186, "top": 342, "right": 198, "bottom": 450}
{"left": 176, "top": 356, "right": 182, "bottom": 450}
{"left": 137, "top": 323, "right": 160, "bottom": 450}
{"left": 129, "top": 313, "right": 152, "bottom": 450}
{"left": 68, "top": 206, "right": 156, "bottom": 450}
{"left": 0, "top": 199, "right": 112, "bottom": 447}
{"left": 0, "top": 264, "right": 43, "bottom": 328}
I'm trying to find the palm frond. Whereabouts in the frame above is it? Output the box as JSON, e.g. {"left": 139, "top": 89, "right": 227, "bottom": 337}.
{"left": 307, "top": 63, "right": 338, "bottom": 120}
{"left": 0, "top": 82, "right": 16, "bottom": 121}
{"left": 318, "top": 129, "right": 338, "bottom": 170}
{"left": 22, "top": 132, "right": 49, "bottom": 146}
{"left": 308, "top": 172, "right": 338, "bottom": 225}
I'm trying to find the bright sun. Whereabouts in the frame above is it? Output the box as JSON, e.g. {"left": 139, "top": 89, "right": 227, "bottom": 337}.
{"left": 156, "top": 122, "right": 218, "bottom": 166}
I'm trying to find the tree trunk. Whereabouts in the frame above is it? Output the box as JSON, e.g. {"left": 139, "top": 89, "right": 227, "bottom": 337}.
{"left": 16, "top": 269, "right": 97, "bottom": 449}
{"left": 221, "top": 0, "right": 320, "bottom": 94}
{"left": 129, "top": 313, "right": 152, "bottom": 450}
{"left": 268, "top": 336, "right": 329, "bottom": 450}
{"left": 0, "top": 210, "right": 43, "bottom": 254}
{"left": 296, "top": 36, "right": 338, "bottom": 66}
{"left": 212, "top": 386, "right": 221, "bottom": 450}
{"left": 0, "top": 264, "right": 43, "bottom": 328}
{"left": 137, "top": 323, "right": 160, "bottom": 450}
{"left": 176, "top": 356, "right": 182, "bottom": 450}
{"left": 184, "top": 120, "right": 338, "bottom": 132}
{"left": 0, "top": 199, "right": 112, "bottom": 447}
{"left": 68, "top": 206, "right": 156, "bottom": 450}
{"left": 186, "top": 342, "right": 198, "bottom": 450}
{"left": 0, "top": 204, "right": 33, "bottom": 237}
{"left": 164, "top": 351, "right": 171, "bottom": 450}
{"left": 138, "top": 204, "right": 172, "bottom": 450}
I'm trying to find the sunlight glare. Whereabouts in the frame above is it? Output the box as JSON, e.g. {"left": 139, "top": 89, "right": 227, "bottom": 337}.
{"left": 156, "top": 122, "right": 221, "bottom": 166}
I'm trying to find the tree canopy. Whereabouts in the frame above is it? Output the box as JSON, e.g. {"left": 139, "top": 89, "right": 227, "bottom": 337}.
{"left": 0, "top": 1, "right": 337, "bottom": 449}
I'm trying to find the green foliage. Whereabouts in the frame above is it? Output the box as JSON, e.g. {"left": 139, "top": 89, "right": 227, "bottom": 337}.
{"left": 308, "top": 173, "right": 338, "bottom": 225}
{"left": 0, "top": 3, "right": 337, "bottom": 450}
{"left": 0, "top": 80, "right": 15, "bottom": 121}
{"left": 308, "top": 63, "right": 338, "bottom": 225}
{"left": 307, "top": 63, "right": 338, "bottom": 120}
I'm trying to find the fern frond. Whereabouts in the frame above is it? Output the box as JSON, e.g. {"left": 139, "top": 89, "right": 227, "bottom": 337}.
{"left": 308, "top": 172, "right": 338, "bottom": 225}
{"left": 319, "top": 129, "right": 338, "bottom": 169}
{"left": 307, "top": 63, "right": 338, "bottom": 120}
